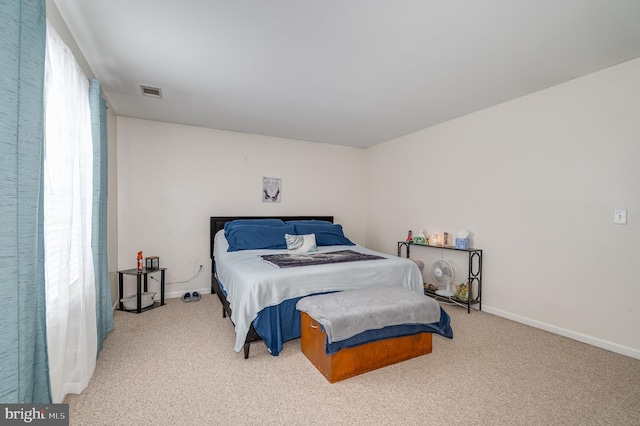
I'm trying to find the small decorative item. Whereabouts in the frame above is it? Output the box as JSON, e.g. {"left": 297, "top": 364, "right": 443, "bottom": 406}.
{"left": 263, "top": 177, "right": 281, "bottom": 203}
{"left": 137, "top": 251, "right": 143, "bottom": 271}
{"left": 428, "top": 234, "right": 439, "bottom": 246}
{"left": 455, "top": 281, "right": 476, "bottom": 301}
{"left": 413, "top": 235, "right": 427, "bottom": 245}
{"left": 455, "top": 238, "right": 470, "bottom": 249}
{"left": 443, "top": 232, "right": 450, "bottom": 246}
{"left": 455, "top": 230, "right": 471, "bottom": 249}
{"left": 146, "top": 256, "right": 159, "bottom": 270}
{"left": 455, "top": 282, "right": 469, "bottom": 300}
{"left": 424, "top": 283, "right": 439, "bottom": 292}
{"left": 406, "top": 230, "right": 413, "bottom": 242}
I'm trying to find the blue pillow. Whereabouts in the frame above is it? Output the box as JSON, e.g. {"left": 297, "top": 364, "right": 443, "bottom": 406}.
{"left": 225, "top": 224, "right": 294, "bottom": 251}
{"left": 291, "top": 223, "right": 354, "bottom": 246}
{"left": 285, "top": 219, "right": 333, "bottom": 225}
{"left": 224, "top": 219, "right": 285, "bottom": 232}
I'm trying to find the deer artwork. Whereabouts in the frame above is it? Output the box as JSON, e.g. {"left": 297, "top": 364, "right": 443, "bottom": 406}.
{"left": 262, "top": 177, "right": 281, "bottom": 202}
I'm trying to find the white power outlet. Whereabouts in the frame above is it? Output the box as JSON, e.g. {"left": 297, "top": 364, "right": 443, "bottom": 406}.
{"left": 614, "top": 209, "right": 627, "bottom": 225}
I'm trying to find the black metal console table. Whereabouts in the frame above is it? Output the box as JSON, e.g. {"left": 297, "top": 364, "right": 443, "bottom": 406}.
{"left": 398, "top": 241, "right": 482, "bottom": 313}
{"left": 118, "top": 267, "right": 166, "bottom": 313}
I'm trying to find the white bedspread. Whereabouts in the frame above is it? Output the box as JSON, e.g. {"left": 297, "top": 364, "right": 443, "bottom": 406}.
{"left": 213, "top": 230, "right": 423, "bottom": 352}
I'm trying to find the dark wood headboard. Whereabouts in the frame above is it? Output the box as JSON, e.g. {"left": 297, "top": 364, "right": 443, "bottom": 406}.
{"left": 209, "top": 215, "right": 334, "bottom": 259}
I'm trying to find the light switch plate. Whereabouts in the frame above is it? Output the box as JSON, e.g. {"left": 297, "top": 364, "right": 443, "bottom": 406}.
{"left": 614, "top": 209, "right": 627, "bottom": 224}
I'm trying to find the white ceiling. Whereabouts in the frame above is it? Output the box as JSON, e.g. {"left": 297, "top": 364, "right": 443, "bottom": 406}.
{"left": 53, "top": 0, "right": 640, "bottom": 148}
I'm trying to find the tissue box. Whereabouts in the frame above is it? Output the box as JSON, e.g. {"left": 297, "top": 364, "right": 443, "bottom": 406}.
{"left": 455, "top": 238, "right": 470, "bottom": 250}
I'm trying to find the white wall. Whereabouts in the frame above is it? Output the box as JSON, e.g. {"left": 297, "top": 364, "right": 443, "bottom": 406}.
{"left": 116, "top": 118, "right": 367, "bottom": 298}
{"left": 365, "top": 58, "right": 640, "bottom": 358}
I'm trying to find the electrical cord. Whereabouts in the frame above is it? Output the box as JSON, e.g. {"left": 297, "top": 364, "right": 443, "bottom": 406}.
{"left": 149, "top": 264, "right": 203, "bottom": 285}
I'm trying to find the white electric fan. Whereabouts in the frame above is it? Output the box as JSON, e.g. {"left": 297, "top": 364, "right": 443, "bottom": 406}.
{"left": 432, "top": 258, "right": 455, "bottom": 297}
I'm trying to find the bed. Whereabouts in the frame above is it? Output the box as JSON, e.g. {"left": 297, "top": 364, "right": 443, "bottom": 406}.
{"left": 210, "top": 216, "right": 443, "bottom": 358}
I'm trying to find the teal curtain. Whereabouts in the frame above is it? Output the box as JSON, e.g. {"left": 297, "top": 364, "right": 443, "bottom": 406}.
{"left": 89, "top": 79, "right": 114, "bottom": 354}
{"left": 0, "top": 0, "right": 51, "bottom": 403}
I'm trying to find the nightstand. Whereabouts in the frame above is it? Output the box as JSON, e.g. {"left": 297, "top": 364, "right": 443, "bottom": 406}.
{"left": 118, "top": 267, "right": 166, "bottom": 313}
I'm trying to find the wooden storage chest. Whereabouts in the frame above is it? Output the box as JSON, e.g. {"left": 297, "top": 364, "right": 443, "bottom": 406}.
{"left": 300, "top": 311, "right": 433, "bottom": 383}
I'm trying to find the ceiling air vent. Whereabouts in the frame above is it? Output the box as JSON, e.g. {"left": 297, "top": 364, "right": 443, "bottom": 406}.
{"left": 140, "top": 84, "right": 162, "bottom": 98}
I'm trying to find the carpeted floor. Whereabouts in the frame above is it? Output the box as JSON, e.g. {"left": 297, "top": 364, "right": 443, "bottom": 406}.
{"left": 65, "top": 294, "right": 640, "bottom": 425}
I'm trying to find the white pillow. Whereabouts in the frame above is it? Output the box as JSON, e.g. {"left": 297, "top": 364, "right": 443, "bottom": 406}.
{"left": 285, "top": 233, "right": 318, "bottom": 253}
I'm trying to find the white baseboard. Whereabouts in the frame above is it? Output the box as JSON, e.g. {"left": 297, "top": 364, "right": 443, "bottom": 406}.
{"left": 163, "top": 287, "right": 211, "bottom": 300}
{"left": 112, "top": 288, "right": 211, "bottom": 311}
{"left": 482, "top": 305, "right": 640, "bottom": 360}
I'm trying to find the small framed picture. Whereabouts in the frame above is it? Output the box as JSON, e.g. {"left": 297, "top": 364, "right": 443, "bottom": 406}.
{"left": 262, "top": 177, "right": 281, "bottom": 203}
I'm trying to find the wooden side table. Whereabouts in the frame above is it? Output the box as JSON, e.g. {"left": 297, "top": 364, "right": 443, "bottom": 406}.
{"left": 118, "top": 267, "right": 166, "bottom": 313}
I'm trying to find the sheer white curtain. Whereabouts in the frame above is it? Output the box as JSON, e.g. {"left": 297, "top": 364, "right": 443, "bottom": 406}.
{"left": 44, "top": 22, "right": 97, "bottom": 404}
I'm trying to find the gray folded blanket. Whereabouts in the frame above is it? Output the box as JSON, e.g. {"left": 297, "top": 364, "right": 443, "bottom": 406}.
{"left": 296, "top": 285, "right": 441, "bottom": 343}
